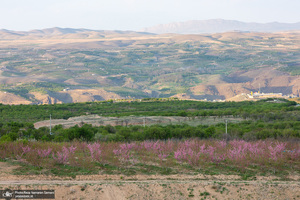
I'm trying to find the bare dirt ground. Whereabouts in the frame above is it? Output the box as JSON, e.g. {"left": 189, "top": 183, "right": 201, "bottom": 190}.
{"left": 0, "top": 162, "right": 299, "bottom": 200}
{"left": 0, "top": 91, "right": 31, "bottom": 105}
{"left": 34, "top": 115, "right": 243, "bottom": 129}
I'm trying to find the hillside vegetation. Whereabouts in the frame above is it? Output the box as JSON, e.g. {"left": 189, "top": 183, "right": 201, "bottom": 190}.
{"left": 0, "top": 29, "right": 299, "bottom": 104}
{"left": 0, "top": 26, "right": 299, "bottom": 200}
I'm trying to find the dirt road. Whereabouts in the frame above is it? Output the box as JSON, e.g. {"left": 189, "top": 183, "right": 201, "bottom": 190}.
{"left": 1, "top": 176, "right": 299, "bottom": 199}
{"left": 1, "top": 162, "right": 299, "bottom": 199}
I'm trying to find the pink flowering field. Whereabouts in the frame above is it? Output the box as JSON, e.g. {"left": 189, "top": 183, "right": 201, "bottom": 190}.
{"left": 0, "top": 139, "right": 299, "bottom": 178}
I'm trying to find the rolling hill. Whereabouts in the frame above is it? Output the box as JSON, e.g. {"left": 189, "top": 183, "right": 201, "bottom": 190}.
{"left": 0, "top": 27, "right": 299, "bottom": 104}
{"left": 0, "top": 27, "right": 153, "bottom": 40}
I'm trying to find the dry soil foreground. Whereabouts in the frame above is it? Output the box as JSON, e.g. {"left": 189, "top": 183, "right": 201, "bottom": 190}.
{"left": 0, "top": 162, "right": 299, "bottom": 200}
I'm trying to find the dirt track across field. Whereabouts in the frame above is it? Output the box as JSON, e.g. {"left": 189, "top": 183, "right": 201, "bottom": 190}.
{"left": 34, "top": 115, "right": 243, "bottom": 129}
{"left": 0, "top": 176, "right": 299, "bottom": 200}
{"left": 1, "top": 162, "right": 299, "bottom": 200}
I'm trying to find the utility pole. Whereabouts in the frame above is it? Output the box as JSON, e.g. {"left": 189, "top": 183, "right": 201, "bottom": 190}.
{"left": 50, "top": 114, "right": 52, "bottom": 135}
{"left": 225, "top": 119, "right": 228, "bottom": 140}
{"left": 225, "top": 119, "right": 228, "bottom": 135}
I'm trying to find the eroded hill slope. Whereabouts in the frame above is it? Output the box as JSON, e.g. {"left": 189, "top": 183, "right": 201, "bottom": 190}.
{"left": 0, "top": 29, "right": 299, "bottom": 104}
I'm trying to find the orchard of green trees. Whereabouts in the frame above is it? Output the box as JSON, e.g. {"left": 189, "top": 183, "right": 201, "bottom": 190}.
{"left": 0, "top": 98, "right": 299, "bottom": 142}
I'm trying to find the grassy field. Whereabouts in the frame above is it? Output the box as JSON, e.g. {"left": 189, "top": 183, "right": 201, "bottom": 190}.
{"left": 1, "top": 139, "right": 299, "bottom": 180}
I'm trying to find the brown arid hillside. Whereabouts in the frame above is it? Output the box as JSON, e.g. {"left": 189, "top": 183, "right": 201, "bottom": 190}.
{"left": 0, "top": 28, "right": 299, "bottom": 104}
{"left": 0, "top": 91, "right": 31, "bottom": 105}
{"left": 29, "top": 89, "right": 122, "bottom": 104}
{"left": 291, "top": 97, "right": 300, "bottom": 103}
{"left": 188, "top": 67, "right": 300, "bottom": 101}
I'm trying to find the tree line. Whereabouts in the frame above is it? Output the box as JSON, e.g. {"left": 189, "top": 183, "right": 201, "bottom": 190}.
{"left": 0, "top": 98, "right": 299, "bottom": 142}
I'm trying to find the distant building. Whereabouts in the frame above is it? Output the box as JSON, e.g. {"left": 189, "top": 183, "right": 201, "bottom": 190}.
{"left": 248, "top": 92, "right": 284, "bottom": 99}
{"left": 63, "top": 87, "right": 70, "bottom": 92}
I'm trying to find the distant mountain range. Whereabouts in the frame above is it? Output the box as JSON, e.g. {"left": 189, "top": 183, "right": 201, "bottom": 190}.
{"left": 0, "top": 27, "right": 152, "bottom": 40}
{"left": 140, "top": 19, "right": 300, "bottom": 34}
{"left": 2, "top": 19, "right": 300, "bottom": 38}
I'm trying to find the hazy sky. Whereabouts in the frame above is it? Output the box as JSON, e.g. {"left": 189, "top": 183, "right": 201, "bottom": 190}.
{"left": 1, "top": 0, "right": 299, "bottom": 31}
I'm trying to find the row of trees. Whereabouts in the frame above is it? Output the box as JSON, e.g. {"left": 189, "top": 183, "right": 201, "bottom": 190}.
{"left": 1, "top": 119, "right": 299, "bottom": 143}
{"left": 0, "top": 98, "right": 297, "bottom": 123}
{"left": 0, "top": 99, "right": 299, "bottom": 142}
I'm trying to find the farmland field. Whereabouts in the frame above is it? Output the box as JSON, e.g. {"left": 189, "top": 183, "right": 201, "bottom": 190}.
{"left": 1, "top": 16, "right": 300, "bottom": 200}
{"left": 0, "top": 81, "right": 299, "bottom": 199}
{"left": 0, "top": 139, "right": 299, "bottom": 199}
